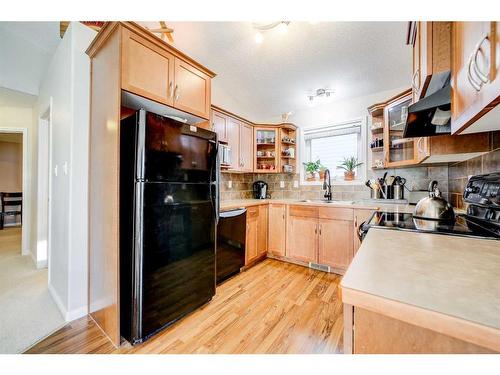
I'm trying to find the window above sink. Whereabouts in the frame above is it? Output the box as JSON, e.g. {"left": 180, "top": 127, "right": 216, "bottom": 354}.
{"left": 299, "top": 118, "right": 367, "bottom": 186}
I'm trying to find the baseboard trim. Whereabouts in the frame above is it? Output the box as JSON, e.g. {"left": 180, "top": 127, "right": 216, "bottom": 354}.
{"left": 29, "top": 251, "right": 46, "bottom": 269}
{"left": 66, "top": 305, "right": 88, "bottom": 321}
{"left": 48, "top": 283, "right": 88, "bottom": 322}
{"left": 48, "top": 283, "right": 67, "bottom": 320}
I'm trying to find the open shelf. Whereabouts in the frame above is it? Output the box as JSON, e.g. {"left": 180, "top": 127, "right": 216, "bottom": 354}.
{"left": 370, "top": 147, "right": 384, "bottom": 152}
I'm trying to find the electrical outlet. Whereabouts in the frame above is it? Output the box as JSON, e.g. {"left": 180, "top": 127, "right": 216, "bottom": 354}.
{"left": 280, "top": 181, "right": 285, "bottom": 188}
{"left": 228, "top": 181, "right": 232, "bottom": 189}
{"left": 293, "top": 180, "right": 299, "bottom": 188}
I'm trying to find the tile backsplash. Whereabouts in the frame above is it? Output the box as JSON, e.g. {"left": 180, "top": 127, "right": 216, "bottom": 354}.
{"left": 448, "top": 147, "right": 500, "bottom": 209}
{"left": 221, "top": 165, "right": 450, "bottom": 202}
{"left": 221, "top": 132, "right": 500, "bottom": 208}
{"left": 220, "top": 172, "right": 371, "bottom": 201}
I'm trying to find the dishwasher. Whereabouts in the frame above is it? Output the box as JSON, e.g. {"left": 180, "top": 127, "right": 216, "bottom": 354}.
{"left": 216, "top": 208, "right": 246, "bottom": 284}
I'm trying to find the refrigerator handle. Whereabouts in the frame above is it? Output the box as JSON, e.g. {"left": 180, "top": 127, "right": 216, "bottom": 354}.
{"left": 136, "top": 109, "right": 147, "bottom": 181}
{"left": 210, "top": 139, "right": 220, "bottom": 225}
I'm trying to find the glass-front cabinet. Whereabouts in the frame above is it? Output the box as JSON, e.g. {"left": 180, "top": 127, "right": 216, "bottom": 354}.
{"left": 254, "top": 127, "right": 279, "bottom": 172}
{"left": 383, "top": 91, "right": 428, "bottom": 167}
{"left": 253, "top": 124, "right": 297, "bottom": 173}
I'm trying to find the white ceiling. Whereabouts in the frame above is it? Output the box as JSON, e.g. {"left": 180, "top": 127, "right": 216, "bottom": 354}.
{"left": 0, "top": 21, "right": 411, "bottom": 126}
{"left": 0, "top": 22, "right": 61, "bottom": 95}
{"left": 157, "top": 22, "right": 412, "bottom": 123}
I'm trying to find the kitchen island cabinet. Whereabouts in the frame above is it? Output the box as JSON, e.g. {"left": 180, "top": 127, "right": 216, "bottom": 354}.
{"left": 341, "top": 228, "right": 500, "bottom": 353}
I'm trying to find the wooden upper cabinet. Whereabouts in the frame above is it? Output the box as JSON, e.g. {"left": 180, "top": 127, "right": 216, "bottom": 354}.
{"left": 212, "top": 110, "right": 228, "bottom": 143}
{"left": 174, "top": 58, "right": 211, "bottom": 120}
{"left": 318, "top": 218, "right": 353, "bottom": 272}
{"left": 226, "top": 117, "right": 240, "bottom": 171}
{"left": 383, "top": 91, "right": 426, "bottom": 167}
{"left": 239, "top": 123, "right": 254, "bottom": 172}
{"left": 452, "top": 22, "right": 500, "bottom": 134}
{"left": 411, "top": 22, "right": 451, "bottom": 101}
{"left": 268, "top": 203, "right": 286, "bottom": 257}
{"left": 120, "top": 24, "right": 214, "bottom": 121}
{"left": 122, "top": 28, "right": 175, "bottom": 106}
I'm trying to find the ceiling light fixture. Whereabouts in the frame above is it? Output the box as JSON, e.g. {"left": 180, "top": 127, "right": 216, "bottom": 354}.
{"left": 308, "top": 88, "right": 335, "bottom": 103}
{"left": 252, "top": 21, "right": 290, "bottom": 43}
{"left": 254, "top": 31, "right": 264, "bottom": 44}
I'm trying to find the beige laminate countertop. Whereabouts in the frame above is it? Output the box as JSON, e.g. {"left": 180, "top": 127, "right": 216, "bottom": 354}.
{"left": 341, "top": 228, "right": 500, "bottom": 351}
{"left": 221, "top": 199, "right": 415, "bottom": 213}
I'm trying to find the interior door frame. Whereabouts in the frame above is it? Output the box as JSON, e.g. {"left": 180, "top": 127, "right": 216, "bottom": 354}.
{"left": 0, "top": 126, "right": 29, "bottom": 256}
{"left": 36, "top": 101, "right": 53, "bottom": 271}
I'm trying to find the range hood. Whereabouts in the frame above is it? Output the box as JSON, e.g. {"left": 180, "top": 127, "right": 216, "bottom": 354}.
{"left": 403, "top": 71, "right": 451, "bottom": 138}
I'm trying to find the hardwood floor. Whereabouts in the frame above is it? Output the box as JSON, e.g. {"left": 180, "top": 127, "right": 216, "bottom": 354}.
{"left": 26, "top": 259, "right": 344, "bottom": 354}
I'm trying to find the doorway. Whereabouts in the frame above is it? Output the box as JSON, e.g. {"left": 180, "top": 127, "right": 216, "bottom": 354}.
{"left": 0, "top": 128, "right": 27, "bottom": 255}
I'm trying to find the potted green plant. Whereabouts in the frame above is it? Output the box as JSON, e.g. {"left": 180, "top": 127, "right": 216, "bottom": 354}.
{"left": 303, "top": 160, "right": 321, "bottom": 181}
{"left": 337, "top": 156, "right": 363, "bottom": 181}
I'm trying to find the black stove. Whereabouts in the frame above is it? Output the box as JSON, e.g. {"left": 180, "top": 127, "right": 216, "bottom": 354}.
{"left": 359, "top": 173, "right": 500, "bottom": 241}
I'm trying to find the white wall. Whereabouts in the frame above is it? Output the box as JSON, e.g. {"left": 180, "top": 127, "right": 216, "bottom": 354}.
{"left": 36, "top": 22, "right": 96, "bottom": 321}
{"left": 0, "top": 88, "right": 37, "bottom": 256}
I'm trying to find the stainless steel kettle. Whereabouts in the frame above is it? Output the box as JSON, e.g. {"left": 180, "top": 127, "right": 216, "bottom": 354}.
{"left": 413, "top": 180, "right": 455, "bottom": 221}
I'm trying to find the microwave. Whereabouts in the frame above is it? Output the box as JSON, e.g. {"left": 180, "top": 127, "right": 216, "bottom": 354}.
{"left": 219, "top": 143, "right": 231, "bottom": 167}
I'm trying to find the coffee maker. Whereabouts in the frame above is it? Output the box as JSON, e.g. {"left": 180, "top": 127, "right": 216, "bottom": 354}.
{"left": 253, "top": 180, "right": 269, "bottom": 199}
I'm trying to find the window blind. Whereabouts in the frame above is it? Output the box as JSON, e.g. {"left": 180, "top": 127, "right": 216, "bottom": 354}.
{"left": 303, "top": 120, "right": 361, "bottom": 141}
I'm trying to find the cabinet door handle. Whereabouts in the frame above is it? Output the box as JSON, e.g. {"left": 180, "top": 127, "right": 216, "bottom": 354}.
{"left": 472, "top": 35, "right": 490, "bottom": 84}
{"left": 417, "top": 137, "right": 424, "bottom": 154}
{"left": 319, "top": 224, "right": 322, "bottom": 235}
{"left": 411, "top": 68, "right": 420, "bottom": 92}
{"left": 174, "top": 84, "right": 180, "bottom": 101}
{"left": 315, "top": 224, "right": 318, "bottom": 235}
{"left": 169, "top": 81, "right": 174, "bottom": 98}
{"left": 467, "top": 55, "right": 482, "bottom": 91}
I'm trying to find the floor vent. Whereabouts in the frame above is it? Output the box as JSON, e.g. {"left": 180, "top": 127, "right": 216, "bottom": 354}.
{"left": 309, "top": 262, "right": 330, "bottom": 272}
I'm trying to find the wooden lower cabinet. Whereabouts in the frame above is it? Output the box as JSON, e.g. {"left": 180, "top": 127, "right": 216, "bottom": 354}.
{"left": 245, "top": 205, "right": 267, "bottom": 265}
{"left": 352, "top": 307, "right": 494, "bottom": 354}
{"left": 318, "top": 218, "right": 353, "bottom": 271}
{"left": 250, "top": 204, "right": 363, "bottom": 273}
{"left": 245, "top": 208, "right": 259, "bottom": 265}
{"left": 257, "top": 205, "right": 268, "bottom": 257}
{"left": 268, "top": 203, "right": 286, "bottom": 256}
{"left": 286, "top": 215, "right": 318, "bottom": 263}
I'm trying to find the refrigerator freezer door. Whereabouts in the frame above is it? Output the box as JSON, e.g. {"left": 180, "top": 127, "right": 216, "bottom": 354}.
{"left": 137, "top": 181, "right": 216, "bottom": 341}
{"left": 142, "top": 111, "right": 217, "bottom": 183}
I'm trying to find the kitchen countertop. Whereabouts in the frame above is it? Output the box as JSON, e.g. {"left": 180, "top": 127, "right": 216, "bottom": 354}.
{"left": 221, "top": 199, "right": 415, "bottom": 213}
{"left": 341, "top": 228, "right": 500, "bottom": 351}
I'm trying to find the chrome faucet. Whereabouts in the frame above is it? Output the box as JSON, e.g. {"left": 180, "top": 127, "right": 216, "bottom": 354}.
{"left": 323, "top": 169, "right": 332, "bottom": 201}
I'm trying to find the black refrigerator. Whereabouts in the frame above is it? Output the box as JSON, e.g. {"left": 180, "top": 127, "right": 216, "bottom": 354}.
{"left": 120, "top": 109, "right": 219, "bottom": 344}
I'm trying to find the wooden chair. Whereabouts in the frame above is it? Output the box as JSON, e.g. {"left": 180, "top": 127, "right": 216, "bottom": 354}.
{"left": 0, "top": 192, "right": 22, "bottom": 230}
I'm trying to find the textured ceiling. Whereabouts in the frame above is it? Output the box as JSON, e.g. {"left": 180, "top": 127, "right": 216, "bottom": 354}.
{"left": 0, "top": 22, "right": 60, "bottom": 95}
{"left": 153, "top": 22, "right": 412, "bottom": 123}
